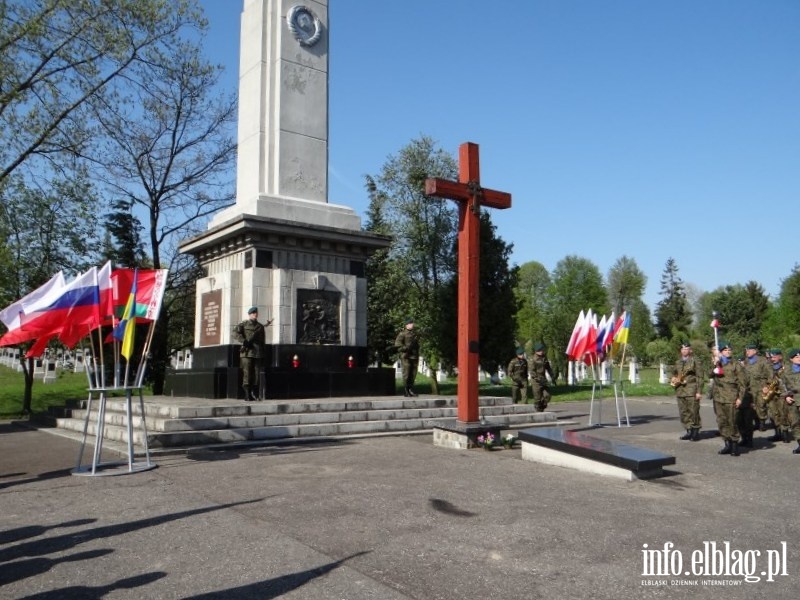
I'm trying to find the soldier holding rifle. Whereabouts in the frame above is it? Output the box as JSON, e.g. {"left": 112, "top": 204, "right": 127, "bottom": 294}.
{"left": 671, "top": 341, "right": 703, "bottom": 441}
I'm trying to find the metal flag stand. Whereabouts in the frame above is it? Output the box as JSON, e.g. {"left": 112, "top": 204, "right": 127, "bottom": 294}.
{"left": 71, "top": 272, "right": 165, "bottom": 476}
{"left": 588, "top": 359, "right": 631, "bottom": 428}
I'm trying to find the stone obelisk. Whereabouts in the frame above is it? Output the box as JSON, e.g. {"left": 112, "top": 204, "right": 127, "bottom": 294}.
{"left": 173, "top": 0, "right": 392, "bottom": 399}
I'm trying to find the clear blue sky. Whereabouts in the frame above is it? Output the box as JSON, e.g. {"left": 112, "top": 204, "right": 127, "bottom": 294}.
{"left": 199, "top": 0, "right": 799, "bottom": 311}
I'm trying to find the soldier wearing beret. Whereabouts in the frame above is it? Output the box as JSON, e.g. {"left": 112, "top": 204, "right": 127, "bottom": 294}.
{"left": 508, "top": 347, "right": 529, "bottom": 404}
{"left": 233, "top": 307, "right": 272, "bottom": 401}
{"left": 530, "top": 342, "right": 555, "bottom": 412}
{"left": 779, "top": 348, "right": 800, "bottom": 453}
{"left": 395, "top": 318, "right": 419, "bottom": 397}
{"left": 671, "top": 341, "right": 703, "bottom": 441}
{"left": 710, "top": 341, "right": 746, "bottom": 456}
{"left": 741, "top": 343, "right": 771, "bottom": 446}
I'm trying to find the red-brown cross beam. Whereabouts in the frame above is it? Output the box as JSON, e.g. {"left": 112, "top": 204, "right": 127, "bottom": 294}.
{"left": 425, "top": 142, "right": 511, "bottom": 424}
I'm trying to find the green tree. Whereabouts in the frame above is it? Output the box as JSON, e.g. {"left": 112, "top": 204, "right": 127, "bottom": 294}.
{"left": 699, "top": 283, "right": 771, "bottom": 350}
{"left": 607, "top": 255, "right": 647, "bottom": 315}
{"left": 514, "top": 261, "right": 551, "bottom": 347}
{"left": 0, "top": 0, "right": 204, "bottom": 187}
{"left": 439, "top": 212, "right": 518, "bottom": 375}
{"left": 364, "top": 176, "right": 402, "bottom": 365}
{"left": 368, "top": 136, "right": 458, "bottom": 392}
{"left": 762, "top": 265, "right": 800, "bottom": 349}
{"left": 627, "top": 299, "right": 656, "bottom": 365}
{"left": 544, "top": 255, "right": 609, "bottom": 378}
{"left": 0, "top": 173, "right": 102, "bottom": 413}
{"left": 103, "top": 198, "right": 147, "bottom": 268}
{"left": 654, "top": 257, "right": 691, "bottom": 339}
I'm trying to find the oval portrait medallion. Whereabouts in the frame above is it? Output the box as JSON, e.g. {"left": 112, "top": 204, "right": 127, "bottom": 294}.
{"left": 287, "top": 5, "right": 322, "bottom": 47}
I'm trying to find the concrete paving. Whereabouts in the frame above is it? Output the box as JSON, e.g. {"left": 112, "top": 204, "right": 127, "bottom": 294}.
{"left": 0, "top": 395, "right": 797, "bottom": 599}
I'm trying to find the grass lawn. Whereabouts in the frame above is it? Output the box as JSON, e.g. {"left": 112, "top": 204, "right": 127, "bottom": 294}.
{"left": 0, "top": 364, "right": 674, "bottom": 419}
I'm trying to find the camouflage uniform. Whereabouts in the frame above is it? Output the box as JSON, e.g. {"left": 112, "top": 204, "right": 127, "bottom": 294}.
{"left": 710, "top": 346, "right": 746, "bottom": 455}
{"left": 233, "top": 311, "right": 267, "bottom": 401}
{"left": 766, "top": 353, "right": 789, "bottom": 442}
{"left": 530, "top": 346, "right": 555, "bottom": 412}
{"left": 779, "top": 350, "right": 800, "bottom": 453}
{"left": 741, "top": 349, "right": 772, "bottom": 444}
{"left": 671, "top": 353, "right": 703, "bottom": 440}
{"left": 395, "top": 323, "right": 419, "bottom": 397}
{"left": 507, "top": 352, "right": 529, "bottom": 404}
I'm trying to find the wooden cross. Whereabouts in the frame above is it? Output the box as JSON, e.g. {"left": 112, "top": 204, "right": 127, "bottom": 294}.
{"left": 425, "top": 142, "right": 511, "bottom": 424}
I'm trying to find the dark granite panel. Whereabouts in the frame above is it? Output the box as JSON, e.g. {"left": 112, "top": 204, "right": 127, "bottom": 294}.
{"left": 518, "top": 427, "right": 675, "bottom": 472}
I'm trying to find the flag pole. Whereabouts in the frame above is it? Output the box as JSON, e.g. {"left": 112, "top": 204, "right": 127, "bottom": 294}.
{"left": 134, "top": 320, "right": 157, "bottom": 388}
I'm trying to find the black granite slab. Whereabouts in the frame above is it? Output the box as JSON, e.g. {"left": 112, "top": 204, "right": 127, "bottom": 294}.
{"left": 518, "top": 427, "right": 675, "bottom": 474}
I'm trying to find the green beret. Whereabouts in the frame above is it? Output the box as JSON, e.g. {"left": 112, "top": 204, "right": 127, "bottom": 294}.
{"left": 534, "top": 342, "right": 546, "bottom": 352}
{"left": 515, "top": 347, "right": 525, "bottom": 355}
{"left": 404, "top": 317, "right": 414, "bottom": 325}
{"left": 680, "top": 340, "right": 691, "bottom": 348}
{"left": 745, "top": 343, "right": 758, "bottom": 350}
{"left": 718, "top": 341, "right": 731, "bottom": 351}
{"left": 790, "top": 349, "right": 800, "bottom": 359}
{"left": 770, "top": 348, "right": 783, "bottom": 356}
{"left": 247, "top": 306, "right": 258, "bottom": 314}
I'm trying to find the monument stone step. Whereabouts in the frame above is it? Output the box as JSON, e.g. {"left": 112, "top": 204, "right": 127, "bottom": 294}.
{"left": 53, "top": 395, "right": 562, "bottom": 450}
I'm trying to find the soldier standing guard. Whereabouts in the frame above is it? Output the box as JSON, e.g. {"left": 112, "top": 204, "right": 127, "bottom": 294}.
{"left": 671, "top": 341, "right": 703, "bottom": 441}
{"left": 530, "top": 342, "right": 556, "bottom": 412}
{"left": 779, "top": 348, "right": 800, "bottom": 454}
{"left": 710, "top": 341, "right": 746, "bottom": 456}
{"left": 508, "top": 347, "right": 529, "bottom": 404}
{"left": 233, "top": 307, "right": 271, "bottom": 401}
{"left": 741, "top": 343, "right": 771, "bottom": 446}
{"left": 395, "top": 318, "right": 419, "bottom": 397}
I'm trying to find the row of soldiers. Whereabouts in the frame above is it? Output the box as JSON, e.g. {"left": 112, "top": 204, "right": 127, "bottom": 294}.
{"left": 507, "top": 343, "right": 556, "bottom": 412}
{"left": 671, "top": 341, "right": 800, "bottom": 456}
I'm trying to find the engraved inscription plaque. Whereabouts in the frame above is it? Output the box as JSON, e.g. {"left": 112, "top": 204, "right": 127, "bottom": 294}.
{"left": 296, "top": 289, "right": 340, "bottom": 344}
{"left": 199, "top": 290, "right": 223, "bottom": 346}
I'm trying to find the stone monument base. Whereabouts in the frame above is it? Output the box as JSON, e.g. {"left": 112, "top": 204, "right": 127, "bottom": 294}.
{"left": 164, "top": 345, "right": 395, "bottom": 400}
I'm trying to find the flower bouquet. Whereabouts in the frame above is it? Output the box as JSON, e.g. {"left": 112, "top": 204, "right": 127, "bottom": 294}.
{"left": 476, "top": 432, "right": 496, "bottom": 450}
{"left": 502, "top": 434, "right": 518, "bottom": 449}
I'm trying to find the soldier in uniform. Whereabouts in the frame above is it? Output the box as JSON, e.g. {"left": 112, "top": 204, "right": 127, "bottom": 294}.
{"left": 395, "top": 318, "right": 419, "bottom": 397}
{"left": 710, "top": 341, "right": 746, "bottom": 456}
{"left": 507, "top": 347, "right": 529, "bottom": 404}
{"left": 671, "top": 341, "right": 703, "bottom": 441}
{"left": 530, "top": 342, "right": 555, "bottom": 412}
{"left": 233, "top": 307, "right": 271, "bottom": 401}
{"left": 779, "top": 348, "right": 800, "bottom": 454}
{"left": 741, "top": 343, "right": 771, "bottom": 446}
{"left": 764, "top": 349, "right": 789, "bottom": 442}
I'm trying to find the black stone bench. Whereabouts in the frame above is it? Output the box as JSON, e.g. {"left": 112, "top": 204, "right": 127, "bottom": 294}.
{"left": 518, "top": 427, "right": 676, "bottom": 480}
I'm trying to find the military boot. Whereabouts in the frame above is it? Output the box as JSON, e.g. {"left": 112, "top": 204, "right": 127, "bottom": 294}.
{"left": 407, "top": 387, "right": 417, "bottom": 397}
{"left": 680, "top": 429, "right": 692, "bottom": 440}
{"left": 784, "top": 429, "right": 793, "bottom": 443}
{"left": 243, "top": 386, "right": 253, "bottom": 401}
{"left": 718, "top": 440, "right": 732, "bottom": 455}
{"left": 690, "top": 428, "right": 701, "bottom": 441}
{"left": 730, "top": 441, "right": 740, "bottom": 456}
{"left": 740, "top": 433, "right": 753, "bottom": 448}
{"left": 769, "top": 428, "right": 782, "bottom": 442}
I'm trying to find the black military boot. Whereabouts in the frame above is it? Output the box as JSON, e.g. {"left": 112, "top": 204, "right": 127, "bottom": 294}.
{"left": 407, "top": 387, "right": 417, "bottom": 397}
{"left": 690, "top": 428, "right": 700, "bottom": 441}
{"left": 718, "top": 440, "right": 732, "bottom": 455}
{"left": 740, "top": 433, "right": 752, "bottom": 448}
{"left": 784, "top": 429, "right": 793, "bottom": 443}
{"left": 243, "top": 386, "right": 253, "bottom": 401}
{"left": 680, "top": 429, "right": 692, "bottom": 440}
{"left": 730, "top": 441, "right": 740, "bottom": 456}
{"left": 769, "top": 428, "right": 782, "bottom": 442}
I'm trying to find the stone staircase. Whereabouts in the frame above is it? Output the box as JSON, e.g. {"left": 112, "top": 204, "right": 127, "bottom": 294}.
{"left": 53, "top": 395, "right": 564, "bottom": 452}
